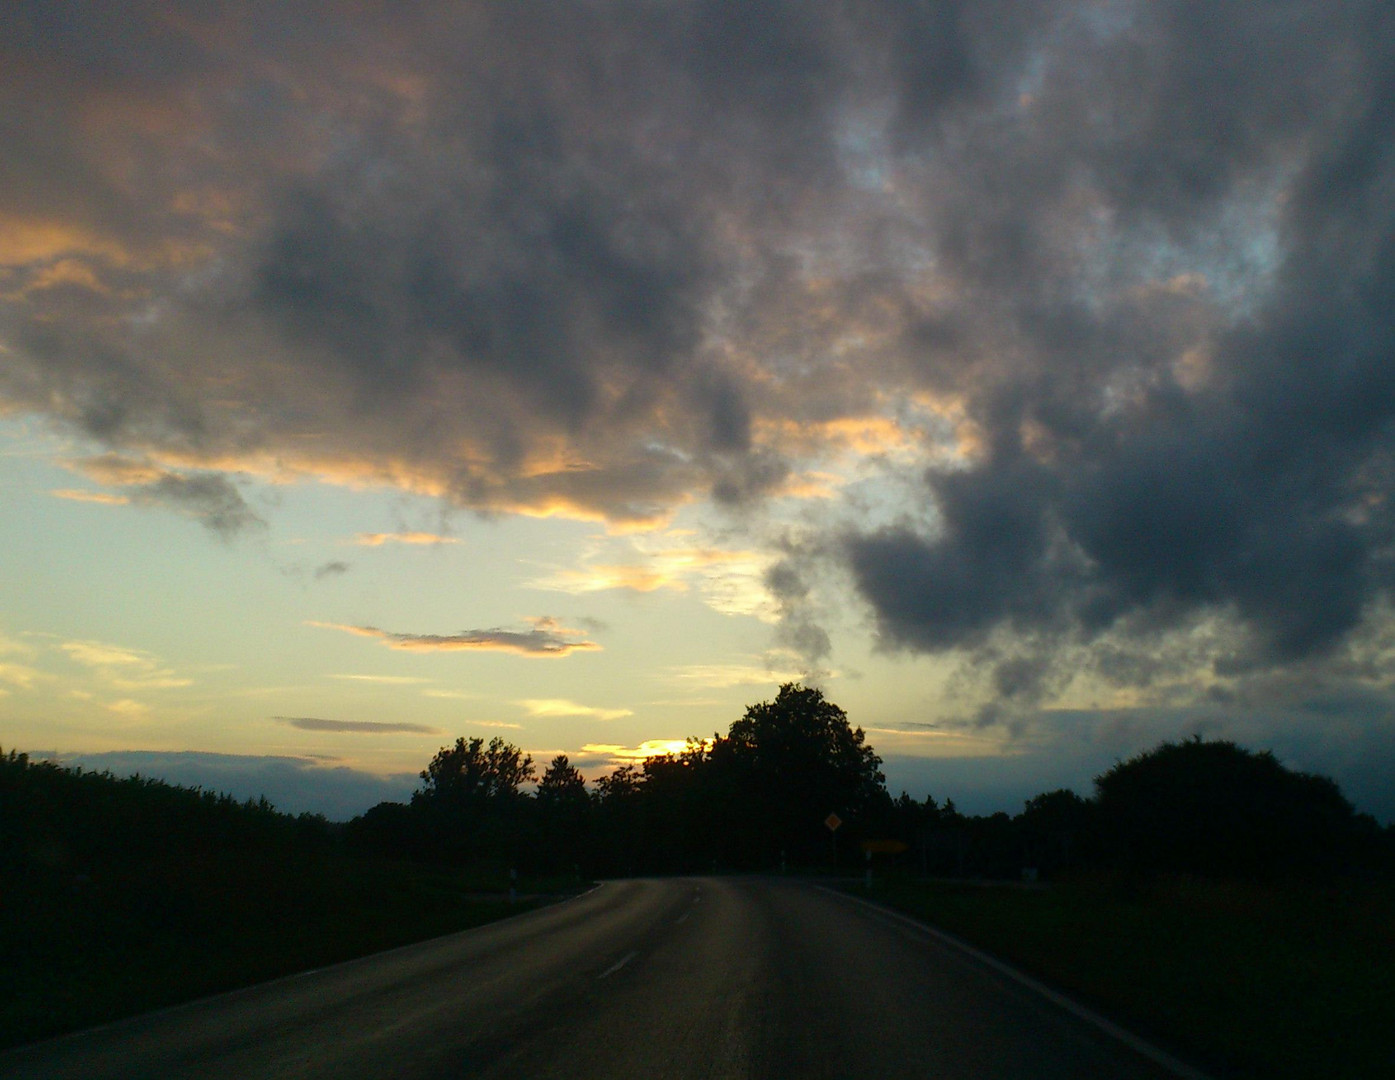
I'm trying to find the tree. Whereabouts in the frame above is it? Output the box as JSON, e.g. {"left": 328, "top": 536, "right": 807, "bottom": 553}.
{"left": 537, "top": 754, "right": 587, "bottom": 805}
{"left": 590, "top": 763, "right": 645, "bottom": 875}
{"left": 722, "top": 683, "right": 887, "bottom": 866}
{"left": 415, "top": 736, "right": 535, "bottom": 808}
{"left": 1019, "top": 788, "right": 1093, "bottom": 876}
{"left": 411, "top": 736, "right": 535, "bottom": 866}
{"left": 536, "top": 755, "right": 589, "bottom": 874}
{"left": 1093, "top": 737, "right": 1357, "bottom": 879}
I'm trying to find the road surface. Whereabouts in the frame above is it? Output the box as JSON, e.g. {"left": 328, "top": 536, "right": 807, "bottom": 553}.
{"left": 0, "top": 877, "right": 1201, "bottom": 1079}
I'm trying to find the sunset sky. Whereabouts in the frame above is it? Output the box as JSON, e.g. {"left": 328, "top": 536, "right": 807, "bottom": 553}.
{"left": 4, "top": 2, "right": 1394, "bottom": 821}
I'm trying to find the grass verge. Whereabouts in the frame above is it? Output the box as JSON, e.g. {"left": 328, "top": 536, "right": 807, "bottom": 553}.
{"left": 0, "top": 852, "right": 583, "bottom": 1050}
{"left": 851, "top": 874, "right": 1393, "bottom": 1080}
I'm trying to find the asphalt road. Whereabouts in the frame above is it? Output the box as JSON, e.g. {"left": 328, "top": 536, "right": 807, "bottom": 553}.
{"left": 0, "top": 877, "right": 1200, "bottom": 1079}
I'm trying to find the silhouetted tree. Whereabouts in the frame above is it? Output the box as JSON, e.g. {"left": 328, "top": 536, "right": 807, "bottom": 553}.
{"left": 537, "top": 754, "right": 586, "bottom": 804}
{"left": 412, "top": 737, "right": 535, "bottom": 864}
{"left": 416, "top": 737, "right": 535, "bottom": 807}
{"left": 1019, "top": 788, "right": 1094, "bottom": 877}
{"left": 536, "top": 755, "right": 590, "bottom": 873}
{"left": 722, "top": 683, "right": 887, "bottom": 866}
{"left": 1093, "top": 737, "right": 1358, "bottom": 880}
{"left": 639, "top": 742, "right": 716, "bottom": 871}
{"left": 589, "top": 763, "right": 646, "bottom": 875}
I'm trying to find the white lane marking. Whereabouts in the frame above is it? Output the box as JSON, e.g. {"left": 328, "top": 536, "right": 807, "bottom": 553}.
{"left": 816, "top": 886, "right": 1215, "bottom": 1080}
{"left": 597, "top": 951, "right": 637, "bottom": 980}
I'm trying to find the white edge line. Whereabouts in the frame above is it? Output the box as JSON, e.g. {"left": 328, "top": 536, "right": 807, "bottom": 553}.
{"left": 815, "top": 885, "right": 1215, "bottom": 1080}
{"left": 597, "top": 951, "right": 637, "bottom": 980}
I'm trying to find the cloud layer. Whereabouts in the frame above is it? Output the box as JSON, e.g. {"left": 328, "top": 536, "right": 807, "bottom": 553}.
{"left": 5, "top": 2, "right": 1395, "bottom": 712}
{"left": 275, "top": 716, "right": 440, "bottom": 735}
{"left": 311, "top": 618, "right": 600, "bottom": 657}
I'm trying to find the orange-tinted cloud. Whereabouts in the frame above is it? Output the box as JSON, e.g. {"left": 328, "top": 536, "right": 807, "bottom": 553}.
{"left": 50, "top": 489, "right": 131, "bottom": 505}
{"left": 354, "top": 531, "right": 460, "bottom": 546}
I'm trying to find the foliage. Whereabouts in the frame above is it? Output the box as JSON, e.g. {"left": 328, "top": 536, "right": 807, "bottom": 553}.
{"left": 0, "top": 747, "right": 330, "bottom": 873}
{"left": 537, "top": 754, "right": 586, "bottom": 804}
{"left": 0, "top": 746, "right": 579, "bottom": 1049}
{"left": 416, "top": 736, "right": 535, "bottom": 807}
{"left": 723, "top": 683, "right": 888, "bottom": 864}
{"left": 4, "top": 712, "right": 1393, "bottom": 1055}
{"left": 341, "top": 696, "right": 1393, "bottom": 882}
{"left": 1093, "top": 737, "right": 1360, "bottom": 879}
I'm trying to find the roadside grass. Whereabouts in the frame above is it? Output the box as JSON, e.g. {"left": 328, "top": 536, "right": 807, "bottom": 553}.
{"left": 0, "top": 852, "right": 583, "bottom": 1050}
{"left": 854, "top": 874, "right": 1393, "bottom": 1079}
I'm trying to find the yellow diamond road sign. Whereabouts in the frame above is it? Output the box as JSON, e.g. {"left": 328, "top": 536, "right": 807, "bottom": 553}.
{"left": 824, "top": 813, "right": 842, "bottom": 832}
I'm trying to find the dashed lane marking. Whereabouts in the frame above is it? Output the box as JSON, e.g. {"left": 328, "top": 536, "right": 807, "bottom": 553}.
{"left": 597, "top": 951, "right": 637, "bottom": 980}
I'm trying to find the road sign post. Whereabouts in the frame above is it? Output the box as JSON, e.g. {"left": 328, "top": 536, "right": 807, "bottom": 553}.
{"left": 825, "top": 812, "right": 842, "bottom": 870}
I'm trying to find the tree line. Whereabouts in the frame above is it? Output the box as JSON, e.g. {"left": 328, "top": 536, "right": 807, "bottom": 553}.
{"left": 1, "top": 747, "right": 332, "bottom": 876}
{"left": 4, "top": 683, "right": 1389, "bottom": 884}
{"left": 345, "top": 684, "right": 1391, "bottom": 883}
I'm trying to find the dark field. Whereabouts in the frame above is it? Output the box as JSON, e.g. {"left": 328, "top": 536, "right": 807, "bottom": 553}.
{"left": 859, "top": 874, "right": 1395, "bottom": 1080}
{"left": 1, "top": 853, "right": 571, "bottom": 1050}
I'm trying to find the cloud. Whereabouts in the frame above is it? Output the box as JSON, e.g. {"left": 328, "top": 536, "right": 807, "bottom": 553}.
{"left": 517, "top": 699, "right": 633, "bottom": 721}
{"left": 62, "top": 640, "right": 150, "bottom": 667}
{"left": 764, "top": 558, "right": 832, "bottom": 681}
{"left": 579, "top": 739, "right": 700, "bottom": 764}
{"left": 529, "top": 536, "right": 774, "bottom": 618}
{"left": 50, "top": 488, "right": 130, "bottom": 505}
{"left": 327, "top": 674, "right": 431, "bottom": 685}
{"left": 4, "top": 0, "right": 1395, "bottom": 748}
{"left": 353, "top": 532, "right": 459, "bottom": 546}
{"left": 275, "top": 715, "right": 440, "bottom": 735}
{"left": 310, "top": 616, "right": 601, "bottom": 657}
{"left": 666, "top": 660, "right": 805, "bottom": 689}
{"left": 833, "top": 3, "right": 1395, "bottom": 686}
{"left": 64, "top": 455, "right": 264, "bottom": 538}
{"left": 0, "top": 662, "right": 43, "bottom": 690}
{"left": 59, "top": 638, "right": 191, "bottom": 689}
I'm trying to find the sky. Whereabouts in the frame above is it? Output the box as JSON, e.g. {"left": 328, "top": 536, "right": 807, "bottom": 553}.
{"left": 3, "top": 1, "right": 1395, "bottom": 823}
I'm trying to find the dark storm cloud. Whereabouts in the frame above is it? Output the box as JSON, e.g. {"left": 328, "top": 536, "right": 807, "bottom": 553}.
{"left": 846, "top": 1, "right": 1395, "bottom": 673}
{"left": 0, "top": 0, "right": 871, "bottom": 525}
{"left": 5, "top": 2, "right": 1395, "bottom": 683}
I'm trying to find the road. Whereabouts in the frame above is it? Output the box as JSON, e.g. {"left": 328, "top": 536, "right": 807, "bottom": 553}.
{"left": 0, "top": 877, "right": 1201, "bottom": 1079}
